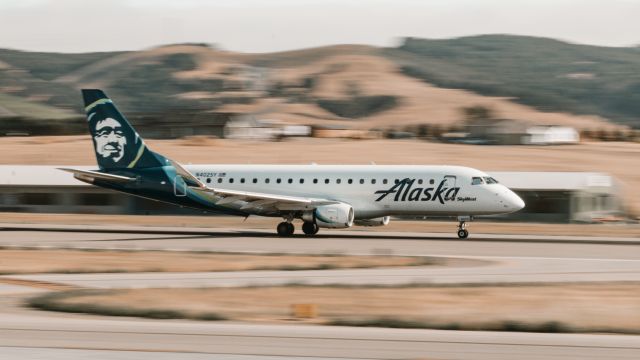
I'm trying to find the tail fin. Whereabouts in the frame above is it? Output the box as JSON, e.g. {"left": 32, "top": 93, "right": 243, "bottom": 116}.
{"left": 82, "top": 89, "right": 166, "bottom": 170}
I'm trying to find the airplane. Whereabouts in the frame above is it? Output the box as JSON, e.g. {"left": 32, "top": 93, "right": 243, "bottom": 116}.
{"left": 60, "top": 89, "right": 525, "bottom": 239}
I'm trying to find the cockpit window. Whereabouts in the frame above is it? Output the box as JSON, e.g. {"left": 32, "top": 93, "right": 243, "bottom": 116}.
{"left": 471, "top": 177, "right": 484, "bottom": 185}
{"left": 483, "top": 177, "right": 499, "bottom": 184}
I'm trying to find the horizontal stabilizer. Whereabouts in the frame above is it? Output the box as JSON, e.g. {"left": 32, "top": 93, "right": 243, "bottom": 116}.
{"left": 58, "top": 168, "right": 136, "bottom": 184}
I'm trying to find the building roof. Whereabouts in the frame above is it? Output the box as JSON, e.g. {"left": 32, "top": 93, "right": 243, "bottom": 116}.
{"left": 0, "top": 165, "right": 93, "bottom": 186}
{"left": 0, "top": 165, "right": 615, "bottom": 191}
{"left": 490, "top": 171, "right": 613, "bottom": 191}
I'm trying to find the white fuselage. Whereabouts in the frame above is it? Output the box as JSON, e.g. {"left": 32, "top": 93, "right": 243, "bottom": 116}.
{"left": 185, "top": 164, "right": 524, "bottom": 219}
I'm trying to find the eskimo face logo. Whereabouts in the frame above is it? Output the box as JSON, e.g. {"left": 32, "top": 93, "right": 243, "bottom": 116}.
{"left": 374, "top": 178, "right": 462, "bottom": 204}
{"left": 94, "top": 118, "right": 127, "bottom": 162}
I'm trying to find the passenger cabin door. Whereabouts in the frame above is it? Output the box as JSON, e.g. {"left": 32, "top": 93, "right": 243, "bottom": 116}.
{"left": 443, "top": 175, "right": 457, "bottom": 189}
{"left": 174, "top": 175, "right": 187, "bottom": 197}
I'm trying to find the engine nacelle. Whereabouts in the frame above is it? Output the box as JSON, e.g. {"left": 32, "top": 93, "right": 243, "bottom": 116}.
{"left": 304, "top": 203, "right": 354, "bottom": 229}
{"left": 353, "top": 216, "right": 390, "bottom": 227}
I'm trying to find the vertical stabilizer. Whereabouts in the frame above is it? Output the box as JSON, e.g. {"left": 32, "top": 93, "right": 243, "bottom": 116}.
{"left": 82, "top": 89, "right": 166, "bottom": 170}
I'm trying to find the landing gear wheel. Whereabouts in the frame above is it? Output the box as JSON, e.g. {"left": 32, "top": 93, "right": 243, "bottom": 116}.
{"left": 457, "top": 217, "right": 470, "bottom": 239}
{"left": 277, "top": 222, "right": 295, "bottom": 236}
{"left": 302, "top": 222, "right": 319, "bottom": 236}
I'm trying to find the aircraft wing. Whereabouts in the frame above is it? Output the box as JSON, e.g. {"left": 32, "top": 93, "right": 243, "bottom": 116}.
{"left": 170, "top": 159, "right": 337, "bottom": 212}
{"left": 188, "top": 185, "right": 338, "bottom": 212}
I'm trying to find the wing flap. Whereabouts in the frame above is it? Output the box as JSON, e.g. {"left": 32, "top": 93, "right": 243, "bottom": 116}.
{"left": 188, "top": 185, "right": 337, "bottom": 210}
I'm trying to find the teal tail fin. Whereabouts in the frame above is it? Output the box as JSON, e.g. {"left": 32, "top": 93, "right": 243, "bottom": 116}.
{"left": 82, "top": 89, "right": 167, "bottom": 171}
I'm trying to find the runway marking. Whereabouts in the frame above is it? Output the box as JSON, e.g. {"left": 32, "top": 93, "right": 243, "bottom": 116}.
{"left": 1, "top": 328, "right": 639, "bottom": 349}
{"left": 0, "top": 345, "right": 375, "bottom": 360}
{"left": 2, "top": 226, "right": 639, "bottom": 245}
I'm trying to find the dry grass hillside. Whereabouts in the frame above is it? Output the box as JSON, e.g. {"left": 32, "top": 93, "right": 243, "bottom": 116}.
{"left": 33, "top": 44, "right": 619, "bottom": 131}
{"left": 179, "top": 46, "right": 616, "bottom": 130}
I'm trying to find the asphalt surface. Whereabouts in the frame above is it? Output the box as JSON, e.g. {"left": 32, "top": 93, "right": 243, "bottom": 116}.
{"left": 0, "top": 224, "right": 638, "bottom": 359}
{"left": 1, "top": 309, "right": 639, "bottom": 360}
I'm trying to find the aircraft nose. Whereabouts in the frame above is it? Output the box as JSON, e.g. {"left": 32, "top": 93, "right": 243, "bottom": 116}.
{"left": 505, "top": 191, "right": 525, "bottom": 212}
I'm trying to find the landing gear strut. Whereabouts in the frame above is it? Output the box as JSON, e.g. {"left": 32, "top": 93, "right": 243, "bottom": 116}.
{"left": 302, "top": 221, "right": 319, "bottom": 236}
{"left": 457, "top": 216, "right": 470, "bottom": 239}
{"left": 277, "top": 221, "right": 295, "bottom": 236}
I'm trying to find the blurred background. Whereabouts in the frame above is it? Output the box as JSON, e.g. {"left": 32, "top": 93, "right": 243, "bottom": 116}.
{"left": 1, "top": 3, "right": 640, "bottom": 359}
{"left": 0, "top": 0, "right": 639, "bottom": 222}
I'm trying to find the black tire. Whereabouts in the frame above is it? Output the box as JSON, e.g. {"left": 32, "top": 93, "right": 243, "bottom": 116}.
{"left": 302, "top": 222, "right": 319, "bottom": 236}
{"left": 286, "top": 222, "right": 295, "bottom": 235}
{"left": 457, "top": 229, "right": 469, "bottom": 239}
{"left": 277, "top": 222, "right": 291, "bottom": 236}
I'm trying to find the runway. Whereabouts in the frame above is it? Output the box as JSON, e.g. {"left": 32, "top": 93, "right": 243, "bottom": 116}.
{"left": 2, "top": 224, "right": 640, "bottom": 260}
{"left": 1, "top": 307, "right": 639, "bottom": 360}
{"left": 0, "top": 224, "right": 638, "bottom": 359}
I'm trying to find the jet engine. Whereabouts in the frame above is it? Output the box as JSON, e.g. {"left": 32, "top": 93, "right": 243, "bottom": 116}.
{"left": 303, "top": 203, "right": 354, "bottom": 228}
{"left": 353, "top": 216, "right": 390, "bottom": 227}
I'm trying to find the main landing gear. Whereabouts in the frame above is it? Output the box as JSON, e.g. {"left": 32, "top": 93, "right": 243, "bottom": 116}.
{"left": 276, "top": 221, "right": 295, "bottom": 236}
{"left": 302, "top": 221, "right": 319, "bottom": 236}
{"left": 276, "top": 219, "right": 319, "bottom": 237}
{"left": 457, "top": 216, "right": 471, "bottom": 239}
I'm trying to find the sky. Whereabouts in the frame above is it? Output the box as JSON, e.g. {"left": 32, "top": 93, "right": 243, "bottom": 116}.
{"left": 1, "top": 0, "right": 639, "bottom": 53}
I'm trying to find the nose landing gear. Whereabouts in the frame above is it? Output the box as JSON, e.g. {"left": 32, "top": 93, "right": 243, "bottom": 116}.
{"left": 457, "top": 216, "right": 471, "bottom": 239}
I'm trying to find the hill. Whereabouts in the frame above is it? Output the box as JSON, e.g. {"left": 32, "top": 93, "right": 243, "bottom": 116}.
{"left": 387, "top": 35, "right": 640, "bottom": 128}
{"left": 0, "top": 37, "right": 637, "bottom": 131}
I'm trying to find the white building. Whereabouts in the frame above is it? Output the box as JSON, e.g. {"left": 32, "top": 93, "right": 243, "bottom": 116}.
{"left": 0, "top": 166, "right": 628, "bottom": 223}
{"left": 524, "top": 126, "right": 579, "bottom": 145}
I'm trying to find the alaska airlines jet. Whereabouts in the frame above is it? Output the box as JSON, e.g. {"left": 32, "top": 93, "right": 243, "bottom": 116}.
{"left": 61, "top": 90, "right": 524, "bottom": 239}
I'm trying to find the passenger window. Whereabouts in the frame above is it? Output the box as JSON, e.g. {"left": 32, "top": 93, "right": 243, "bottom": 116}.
{"left": 418, "top": 179, "right": 423, "bottom": 185}
{"left": 394, "top": 179, "right": 399, "bottom": 184}
{"left": 288, "top": 178, "right": 293, "bottom": 184}
{"left": 313, "top": 179, "right": 318, "bottom": 184}
{"left": 277, "top": 178, "right": 282, "bottom": 184}
{"left": 371, "top": 179, "right": 376, "bottom": 184}
{"left": 360, "top": 179, "right": 365, "bottom": 184}
{"left": 206, "top": 178, "right": 211, "bottom": 184}
{"left": 252, "top": 178, "right": 257, "bottom": 184}
{"left": 325, "top": 179, "right": 330, "bottom": 184}
{"left": 429, "top": 179, "right": 435, "bottom": 185}
{"left": 300, "top": 179, "right": 304, "bottom": 184}
{"left": 218, "top": 178, "right": 223, "bottom": 183}
{"left": 472, "top": 177, "right": 484, "bottom": 185}
{"left": 348, "top": 179, "right": 353, "bottom": 184}
{"left": 265, "top": 178, "right": 270, "bottom": 184}
{"left": 383, "top": 179, "right": 388, "bottom": 184}
{"left": 240, "top": 178, "right": 245, "bottom": 183}
{"left": 229, "top": 178, "right": 234, "bottom": 184}
{"left": 336, "top": 179, "right": 341, "bottom": 184}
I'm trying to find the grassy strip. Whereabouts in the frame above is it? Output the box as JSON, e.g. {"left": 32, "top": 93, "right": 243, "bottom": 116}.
{"left": 27, "top": 290, "right": 226, "bottom": 321}
{"left": 27, "top": 285, "right": 640, "bottom": 334}
{"left": 328, "top": 318, "right": 640, "bottom": 335}
{"left": 0, "top": 247, "right": 440, "bottom": 274}
{"left": 252, "top": 257, "right": 439, "bottom": 272}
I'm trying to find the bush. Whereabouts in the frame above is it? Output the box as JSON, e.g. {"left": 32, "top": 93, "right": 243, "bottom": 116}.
{"left": 28, "top": 290, "right": 227, "bottom": 321}
{"left": 316, "top": 95, "right": 398, "bottom": 118}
